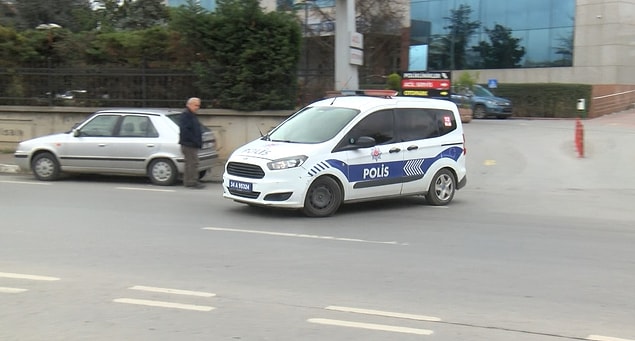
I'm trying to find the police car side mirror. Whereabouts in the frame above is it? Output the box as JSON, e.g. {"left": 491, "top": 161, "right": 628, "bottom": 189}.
{"left": 73, "top": 129, "right": 80, "bottom": 137}
{"left": 355, "top": 136, "right": 376, "bottom": 148}
{"left": 337, "top": 136, "right": 376, "bottom": 152}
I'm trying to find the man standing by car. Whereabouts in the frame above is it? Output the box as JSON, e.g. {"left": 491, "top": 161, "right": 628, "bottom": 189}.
{"left": 179, "top": 97, "right": 206, "bottom": 189}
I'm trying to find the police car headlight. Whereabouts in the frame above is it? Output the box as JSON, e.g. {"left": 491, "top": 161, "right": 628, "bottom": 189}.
{"left": 267, "top": 156, "right": 308, "bottom": 170}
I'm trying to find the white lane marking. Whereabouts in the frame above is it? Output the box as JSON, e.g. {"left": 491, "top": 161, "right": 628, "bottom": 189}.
{"left": 116, "top": 187, "right": 175, "bottom": 192}
{"left": 326, "top": 306, "right": 442, "bottom": 322}
{"left": 0, "top": 180, "right": 51, "bottom": 185}
{"left": 0, "top": 272, "right": 60, "bottom": 281}
{"left": 0, "top": 287, "right": 28, "bottom": 293}
{"left": 588, "top": 335, "right": 635, "bottom": 341}
{"left": 129, "top": 285, "right": 216, "bottom": 297}
{"left": 308, "top": 318, "right": 433, "bottom": 335}
{"left": 203, "top": 227, "right": 404, "bottom": 245}
{"left": 113, "top": 298, "right": 214, "bottom": 311}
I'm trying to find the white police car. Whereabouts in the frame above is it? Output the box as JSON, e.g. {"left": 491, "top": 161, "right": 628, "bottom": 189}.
{"left": 222, "top": 90, "right": 467, "bottom": 217}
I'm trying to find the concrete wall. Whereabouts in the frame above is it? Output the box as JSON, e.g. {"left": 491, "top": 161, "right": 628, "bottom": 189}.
{"left": 0, "top": 106, "right": 293, "bottom": 162}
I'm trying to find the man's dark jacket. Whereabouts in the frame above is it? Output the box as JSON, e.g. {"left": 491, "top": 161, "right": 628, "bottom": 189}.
{"left": 179, "top": 109, "right": 203, "bottom": 148}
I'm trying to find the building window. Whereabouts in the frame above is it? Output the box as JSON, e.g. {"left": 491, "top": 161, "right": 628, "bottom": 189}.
{"left": 409, "top": 0, "right": 575, "bottom": 70}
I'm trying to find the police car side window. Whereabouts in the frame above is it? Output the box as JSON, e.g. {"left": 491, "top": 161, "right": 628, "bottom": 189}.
{"left": 435, "top": 110, "right": 457, "bottom": 135}
{"left": 334, "top": 109, "right": 394, "bottom": 150}
{"left": 396, "top": 108, "right": 439, "bottom": 141}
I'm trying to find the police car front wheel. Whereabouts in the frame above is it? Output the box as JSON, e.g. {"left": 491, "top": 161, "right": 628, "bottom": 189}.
{"left": 302, "top": 176, "right": 342, "bottom": 217}
{"left": 426, "top": 168, "right": 456, "bottom": 206}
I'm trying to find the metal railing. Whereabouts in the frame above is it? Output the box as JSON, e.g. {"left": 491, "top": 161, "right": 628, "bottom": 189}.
{"left": 0, "top": 65, "right": 341, "bottom": 109}
{"left": 0, "top": 66, "right": 200, "bottom": 108}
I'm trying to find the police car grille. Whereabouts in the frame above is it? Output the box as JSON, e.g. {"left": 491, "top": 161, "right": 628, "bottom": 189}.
{"left": 227, "top": 162, "right": 265, "bottom": 179}
{"left": 228, "top": 189, "right": 260, "bottom": 199}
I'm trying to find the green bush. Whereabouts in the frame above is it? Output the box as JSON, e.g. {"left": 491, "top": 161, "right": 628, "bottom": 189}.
{"left": 484, "top": 83, "right": 591, "bottom": 118}
{"left": 385, "top": 73, "right": 401, "bottom": 92}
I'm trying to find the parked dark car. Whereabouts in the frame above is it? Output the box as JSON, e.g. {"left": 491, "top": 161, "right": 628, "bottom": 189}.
{"left": 451, "top": 85, "right": 513, "bottom": 119}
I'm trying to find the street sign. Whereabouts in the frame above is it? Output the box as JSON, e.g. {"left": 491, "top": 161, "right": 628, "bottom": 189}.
{"left": 401, "top": 71, "right": 452, "bottom": 99}
{"left": 401, "top": 79, "right": 451, "bottom": 90}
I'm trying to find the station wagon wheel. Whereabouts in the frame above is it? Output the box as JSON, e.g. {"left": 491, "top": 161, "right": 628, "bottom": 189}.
{"left": 426, "top": 168, "right": 456, "bottom": 206}
{"left": 31, "top": 152, "right": 60, "bottom": 181}
{"left": 473, "top": 105, "right": 487, "bottom": 119}
{"left": 302, "top": 176, "right": 342, "bottom": 217}
{"left": 148, "top": 158, "right": 177, "bottom": 186}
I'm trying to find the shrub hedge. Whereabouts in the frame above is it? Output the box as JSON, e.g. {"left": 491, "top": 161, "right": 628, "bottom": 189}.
{"left": 486, "top": 83, "right": 592, "bottom": 118}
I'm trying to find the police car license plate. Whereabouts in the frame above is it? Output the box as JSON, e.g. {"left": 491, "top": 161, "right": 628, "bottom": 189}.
{"left": 229, "top": 180, "right": 252, "bottom": 192}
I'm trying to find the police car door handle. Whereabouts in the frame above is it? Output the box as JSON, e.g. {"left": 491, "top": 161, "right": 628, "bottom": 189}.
{"left": 407, "top": 145, "right": 418, "bottom": 151}
{"left": 389, "top": 147, "right": 401, "bottom": 153}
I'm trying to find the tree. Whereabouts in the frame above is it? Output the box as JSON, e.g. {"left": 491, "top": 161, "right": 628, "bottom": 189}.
{"left": 553, "top": 32, "right": 573, "bottom": 66}
{"left": 117, "top": 0, "right": 169, "bottom": 30}
{"left": 0, "top": 1, "right": 19, "bottom": 28}
{"left": 167, "top": 0, "right": 212, "bottom": 66}
{"left": 429, "top": 4, "right": 480, "bottom": 70}
{"left": 355, "top": 0, "right": 404, "bottom": 84}
{"left": 192, "top": 0, "right": 302, "bottom": 110}
{"left": 472, "top": 24, "right": 525, "bottom": 68}
{"left": 92, "top": 0, "right": 168, "bottom": 31}
{"left": 288, "top": 0, "right": 404, "bottom": 93}
{"left": 0, "top": 25, "right": 38, "bottom": 66}
{"left": 15, "top": 0, "right": 95, "bottom": 32}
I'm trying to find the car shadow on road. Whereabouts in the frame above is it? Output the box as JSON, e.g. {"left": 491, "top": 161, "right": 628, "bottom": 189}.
{"left": 229, "top": 195, "right": 449, "bottom": 219}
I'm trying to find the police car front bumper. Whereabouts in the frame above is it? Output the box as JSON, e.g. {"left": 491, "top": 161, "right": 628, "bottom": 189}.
{"left": 222, "top": 163, "right": 309, "bottom": 209}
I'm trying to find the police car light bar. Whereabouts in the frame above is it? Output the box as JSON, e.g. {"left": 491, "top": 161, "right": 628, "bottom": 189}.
{"left": 338, "top": 89, "right": 399, "bottom": 97}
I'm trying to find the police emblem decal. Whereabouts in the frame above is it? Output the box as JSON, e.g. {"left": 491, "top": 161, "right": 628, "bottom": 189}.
{"left": 370, "top": 147, "right": 382, "bottom": 161}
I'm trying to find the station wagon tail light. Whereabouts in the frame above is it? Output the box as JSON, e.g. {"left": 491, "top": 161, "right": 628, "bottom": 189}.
{"left": 267, "top": 155, "right": 308, "bottom": 170}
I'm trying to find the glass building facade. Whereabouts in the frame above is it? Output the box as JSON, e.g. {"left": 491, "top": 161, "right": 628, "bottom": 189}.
{"left": 409, "top": 0, "right": 576, "bottom": 71}
{"left": 276, "top": 0, "right": 335, "bottom": 10}
{"left": 165, "top": 0, "right": 216, "bottom": 11}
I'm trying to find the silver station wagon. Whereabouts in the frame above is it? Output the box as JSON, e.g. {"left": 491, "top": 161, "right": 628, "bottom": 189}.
{"left": 14, "top": 108, "right": 218, "bottom": 185}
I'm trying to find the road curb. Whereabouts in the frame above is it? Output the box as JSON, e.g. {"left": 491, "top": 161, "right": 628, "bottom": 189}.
{"left": 0, "top": 164, "right": 20, "bottom": 174}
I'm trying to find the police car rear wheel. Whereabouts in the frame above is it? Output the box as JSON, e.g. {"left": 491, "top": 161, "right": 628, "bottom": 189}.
{"left": 302, "top": 176, "right": 342, "bottom": 217}
{"left": 426, "top": 169, "right": 455, "bottom": 206}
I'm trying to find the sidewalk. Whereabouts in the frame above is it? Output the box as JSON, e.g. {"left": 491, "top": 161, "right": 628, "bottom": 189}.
{"left": 0, "top": 151, "right": 18, "bottom": 173}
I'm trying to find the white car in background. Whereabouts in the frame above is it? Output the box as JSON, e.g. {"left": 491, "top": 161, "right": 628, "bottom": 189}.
{"left": 14, "top": 108, "right": 217, "bottom": 185}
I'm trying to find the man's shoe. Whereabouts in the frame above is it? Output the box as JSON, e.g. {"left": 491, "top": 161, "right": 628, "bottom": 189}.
{"left": 190, "top": 183, "right": 206, "bottom": 189}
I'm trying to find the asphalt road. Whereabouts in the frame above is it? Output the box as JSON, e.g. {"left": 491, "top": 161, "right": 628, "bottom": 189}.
{"left": 1, "top": 113, "right": 634, "bottom": 341}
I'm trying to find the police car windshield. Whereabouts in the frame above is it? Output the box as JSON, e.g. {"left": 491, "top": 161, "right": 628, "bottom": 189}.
{"left": 268, "top": 106, "right": 360, "bottom": 143}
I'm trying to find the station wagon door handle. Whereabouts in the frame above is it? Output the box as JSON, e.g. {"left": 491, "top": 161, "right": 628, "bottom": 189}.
{"left": 407, "top": 145, "right": 418, "bottom": 151}
{"left": 146, "top": 144, "right": 155, "bottom": 147}
{"left": 389, "top": 147, "right": 401, "bottom": 153}
{"left": 98, "top": 144, "right": 106, "bottom": 147}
